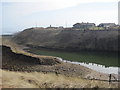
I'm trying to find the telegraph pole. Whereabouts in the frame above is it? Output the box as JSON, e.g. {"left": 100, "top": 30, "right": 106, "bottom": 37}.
{"left": 65, "top": 21, "right": 67, "bottom": 28}
{"left": 36, "top": 23, "right": 37, "bottom": 28}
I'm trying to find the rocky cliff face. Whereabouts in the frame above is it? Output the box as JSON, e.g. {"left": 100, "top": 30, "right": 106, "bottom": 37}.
{"left": 13, "top": 29, "right": 120, "bottom": 51}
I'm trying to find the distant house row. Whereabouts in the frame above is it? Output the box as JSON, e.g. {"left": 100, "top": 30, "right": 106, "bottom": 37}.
{"left": 97, "top": 23, "right": 116, "bottom": 28}
{"left": 30, "top": 22, "right": 119, "bottom": 31}
{"left": 73, "top": 22, "right": 95, "bottom": 29}
{"left": 73, "top": 22, "right": 118, "bottom": 29}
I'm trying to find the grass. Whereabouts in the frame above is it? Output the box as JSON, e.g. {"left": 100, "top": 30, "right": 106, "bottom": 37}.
{"left": 1, "top": 69, "right": 118, "bottom": 88}
{"left": 1, "top": 36, "right": 56, "bottom": 60}
{"left": 0, "top": 69, "right": 2, "bottom": 89}
{"left": 27, "top": 48, "right": 119, "bottom": 67}
{"left": 0, "top": 36, "right": 119, "bottom": 88}
{"left": 2, "top": 36, "right": 118, "bottom": 68}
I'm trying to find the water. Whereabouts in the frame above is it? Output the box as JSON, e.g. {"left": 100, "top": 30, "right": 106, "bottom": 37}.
{"left": 57, "top": 57, "right": 119, "bottom": 74}
{"left": 25, "top": 47, "right": 119, "bottom": 74}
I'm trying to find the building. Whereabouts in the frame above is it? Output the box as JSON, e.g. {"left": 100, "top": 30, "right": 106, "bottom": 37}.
{"left": 73, "top": 22, "right": 95, "bottom": 29}
{"left": 46, "top": 25, "right": 57, "bottom": 29}
{"left": 58, "top": 26, "right": 64, "bottom": 29}
{"left": 118, "top": 1, "right": 120, "bottom": 25}
{"left": 98, "top": 23, "right": 116, "bottom": 28}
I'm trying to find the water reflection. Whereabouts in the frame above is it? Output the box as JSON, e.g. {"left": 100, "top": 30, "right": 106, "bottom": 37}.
{"left": 25, "top": 47, "right": 119, "bottom": 74}
{"left": 57, "top": 57, "right": 119, "bottom": 74}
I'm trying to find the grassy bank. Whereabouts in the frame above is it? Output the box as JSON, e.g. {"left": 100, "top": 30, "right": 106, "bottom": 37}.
{"left": 1, "top": 36, "right": 119, "bottom": 88}
{"left": 1, "top": 69, "right": 118, "bottom": 88}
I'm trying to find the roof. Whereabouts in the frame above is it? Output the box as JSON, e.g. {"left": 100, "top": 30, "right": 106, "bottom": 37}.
{"left": 99, "top": 23, "right": 116, "bottom": 25}
{"left": 73, "top": 22, "right": 95, "bottom": 26}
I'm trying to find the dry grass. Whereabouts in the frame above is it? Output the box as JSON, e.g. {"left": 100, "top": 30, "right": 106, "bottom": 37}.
{"left": 1, "top": 36, "right": 119, "bottom": 88}
{"left": 2, "top": 36, "right": 57, "bottom": 61}
{"left": 0, "top": 70, "right": 2, "bottom": 89}
{"left": 1, "top": 69, "right": 118, "bottom": 88}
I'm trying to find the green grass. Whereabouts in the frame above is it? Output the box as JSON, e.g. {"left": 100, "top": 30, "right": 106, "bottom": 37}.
{"left": 27, "top": 48, "right": 119, "bottom": 67}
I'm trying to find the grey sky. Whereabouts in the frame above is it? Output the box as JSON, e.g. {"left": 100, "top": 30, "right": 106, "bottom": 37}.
{"left": 1, "top": 0, "right": 119, "bottom": 34}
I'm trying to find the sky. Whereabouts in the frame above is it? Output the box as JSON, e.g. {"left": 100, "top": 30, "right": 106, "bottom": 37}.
{"left": 0, "top": 0, "right": 119, "bottom": 34}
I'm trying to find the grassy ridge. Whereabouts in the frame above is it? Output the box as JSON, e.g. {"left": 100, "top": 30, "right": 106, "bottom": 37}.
{"left": 1, "top": 35, "right": 119, "bottom": 88}
{"left": 13, "top": 29, "right": 119, "bottom": 52}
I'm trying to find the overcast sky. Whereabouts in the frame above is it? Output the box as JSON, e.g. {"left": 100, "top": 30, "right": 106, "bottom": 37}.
{"left": 0, "top": 0, "right": 119, "bottom": 34}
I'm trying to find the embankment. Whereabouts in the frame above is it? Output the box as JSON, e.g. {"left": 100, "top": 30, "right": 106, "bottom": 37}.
{"left": 13, "top": 29, "right": 120, "bottom": 52}
{"left": 2, "top": 45, "right": 116, "bottom": 81}
{"left": 1, "top": 69, "right": 118, "bottom": 88}
{"left": 2, "top": 45, "right": 61, "bottom": 71}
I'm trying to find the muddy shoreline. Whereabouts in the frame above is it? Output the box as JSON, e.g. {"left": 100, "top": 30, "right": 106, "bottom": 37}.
{"left": 1, "top": 45, "right": 119, "bottom": 82}
{"left": 23, "top": 46, "right": 119, "bottom": 74}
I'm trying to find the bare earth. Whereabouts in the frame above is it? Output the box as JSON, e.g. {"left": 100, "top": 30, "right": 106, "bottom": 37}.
{"left": 1, "top": 36, "right": 119, "bottom": 88}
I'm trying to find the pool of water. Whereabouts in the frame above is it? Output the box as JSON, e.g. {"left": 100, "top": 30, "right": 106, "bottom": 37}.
{"left": 25, "top": 47, "right": 119, "bottom": 74}
{"left": 57, "top": 57, "right": 119, "bottom": 74}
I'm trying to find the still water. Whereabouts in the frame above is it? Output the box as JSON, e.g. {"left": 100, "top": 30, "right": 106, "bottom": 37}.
{"left": 26, "top": 47, "right": 119, "bottom": 74}
{"left": 57, "top": 58, "right": 119, "bottom": 74}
